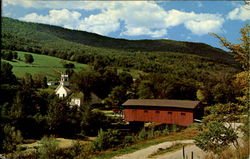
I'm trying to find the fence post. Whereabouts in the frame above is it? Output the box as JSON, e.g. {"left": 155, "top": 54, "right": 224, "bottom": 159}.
{"left": 183, "top": 146, "right": 185, "bottom": 159}
{"left": 191, "top": 151, "right": 193, "bottom": 159}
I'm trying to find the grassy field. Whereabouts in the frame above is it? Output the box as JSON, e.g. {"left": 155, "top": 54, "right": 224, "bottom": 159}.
{"left": 3, "top": 51, "right": 143, "bottom": 80}
{"left": 3, "top": 51, "right": 91, "bottom": 80}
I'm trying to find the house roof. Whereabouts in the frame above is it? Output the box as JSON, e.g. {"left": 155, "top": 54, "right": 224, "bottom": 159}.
{"left": 122, "top": 99, "right": 200, "bottom": 109}
{"left": 55, "top": 84, "right": 71, "bottom": 93}
{"left": 69, "top": 91, "right": 84, "bottom": 99}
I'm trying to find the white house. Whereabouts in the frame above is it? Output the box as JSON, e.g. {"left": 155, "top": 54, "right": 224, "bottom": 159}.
{"left": 70, "top": 98, "right": 81, "bottom": 107}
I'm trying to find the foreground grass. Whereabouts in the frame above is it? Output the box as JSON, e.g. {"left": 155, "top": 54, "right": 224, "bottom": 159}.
{"left": 93, "top": 127, "right": 200, "bottom": 159}
{"left": 204, "top": 140, "right": 249, "bottom": 159}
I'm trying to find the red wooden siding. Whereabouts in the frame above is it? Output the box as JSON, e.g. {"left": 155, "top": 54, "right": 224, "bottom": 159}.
{"left": 124, "top": 108, "right": 194, "bottom": 126}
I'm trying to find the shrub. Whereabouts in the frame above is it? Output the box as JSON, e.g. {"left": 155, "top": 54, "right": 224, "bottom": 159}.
{"left": 92, "top": 129, "right": 122, "bottom": 151}
{"left": 124, "top": 136, "right": 134, "bottom": 145}
{"left": 2, "top": 124, "right": 23, "bottom": 153}
{"left": 37, "top": 137, "right": 59, "bottom": 159}
{"left": 154, "top": 130, "right": 162, "bottom": 137}
{"left": 147, "top": 128, "right": 155, "bottom": 139}
{"left": 171, "top": 124, "right": 180, "bottom": 132}
{"left": 67, "top": 140, "right": 82, "bottom": 157}
{"left": 137, "top": 128, "right": 148, "bottom": 141}
{"left": 161, "top": 129, "right": 170, "bottom": 135}
{"left": 74, "top": 144, "right": 94, "bottom": 159}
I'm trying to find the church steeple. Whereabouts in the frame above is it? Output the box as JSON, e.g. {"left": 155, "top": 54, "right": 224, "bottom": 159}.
{"left": 60, "top": 74, "right": 69, "bottom": 86}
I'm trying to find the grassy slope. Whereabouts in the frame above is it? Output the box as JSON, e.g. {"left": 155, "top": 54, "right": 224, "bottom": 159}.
{"left": 3, "top": 51, "right": 90, "bottom": 80}
{"left": 3, "top": 51, "right": 144, "bottom": 80}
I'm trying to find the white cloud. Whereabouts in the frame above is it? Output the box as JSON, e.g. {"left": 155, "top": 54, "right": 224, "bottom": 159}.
{"left": 2, "top": 0, "right": 119, "bottom": 11}
{"left": 78, "top": 10, "right": 120, "bottom": 35}
{"left": 122, "top": 27, "right": 167, "bottom": 38}
{"left": 227, "top": 5, "right": 250, "bottom": 21}
{"left": 197, "top": 2, "right": 203, "bottom": 8}
{"left": 20, "top": 9, "right": 81, "bottom": 29}
{"left": 164, "top": 10, "right": 224, "bottom": 35}
{"left": 185, "top": 19, "right": 224, "bottom": 35}
{"left": 3, "top": 0, "right": 39, "bottom": 8}
{"left": 17, "top": 1, "right": 225, "bottom": 37}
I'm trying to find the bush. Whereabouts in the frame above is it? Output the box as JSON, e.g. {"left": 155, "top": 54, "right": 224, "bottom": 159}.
{"left": 74, "top": 144, "right": 94, "bottom": 159}
{"left": 37, "top": 137, "right": 59, "bottom": 159}
{"left": 2, "top": 124, "right": 23, "bottom": 153}
{"left": 161, "top": 128, "right": 170, "bottom": 135}
{"left": 62, "top": 140, "right": 83, "bottom": 159}
{"left": 92, "top": 129, "right": 122, "bottom": 151}
{"left": 171, "top": 124, "right": 180, "bottom": 132}
{"left": 124, "top": 136, "right": 134, "bottom": 145}
{"left": 137, "top": 128, "right": 148, "bottom": 141}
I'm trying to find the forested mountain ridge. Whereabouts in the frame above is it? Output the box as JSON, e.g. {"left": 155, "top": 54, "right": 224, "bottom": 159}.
{"left": 2, "top": 17, "right": 235, "bottom": 64}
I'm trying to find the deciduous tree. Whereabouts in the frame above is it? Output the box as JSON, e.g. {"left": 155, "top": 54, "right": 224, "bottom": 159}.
{"left": 24, "top": 54, "right": 34, "bottom": 63}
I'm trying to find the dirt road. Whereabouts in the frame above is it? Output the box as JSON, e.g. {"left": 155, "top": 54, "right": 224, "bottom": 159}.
{"left": 156, "top": 144, "right": 207, "bottom": 159}
{"left": 113, "top": 123, "right": 243, "bottom": 159}
{"left": 112, "top": 140, "right": 208, "bottom": 159}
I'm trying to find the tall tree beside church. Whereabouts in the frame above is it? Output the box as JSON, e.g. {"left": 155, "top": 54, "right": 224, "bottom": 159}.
{"left": 71, "top": 70, "right": 100, "bottom": 101}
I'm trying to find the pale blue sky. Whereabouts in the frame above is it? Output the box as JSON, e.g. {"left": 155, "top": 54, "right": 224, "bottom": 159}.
{"left": 2, "top": 1, "right": 250, "bottom": 50}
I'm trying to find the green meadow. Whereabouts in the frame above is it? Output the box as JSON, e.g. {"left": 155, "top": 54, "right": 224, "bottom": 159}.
{"left": 3, "top": 51, "right": 91, "bottom": 80}
{"left": 3, "top": 51, "right": 143, "bottom": 80}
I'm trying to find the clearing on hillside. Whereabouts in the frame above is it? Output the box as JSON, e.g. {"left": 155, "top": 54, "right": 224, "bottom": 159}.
{"left": 3, "top": 51, "right": 91, "bottom": 80}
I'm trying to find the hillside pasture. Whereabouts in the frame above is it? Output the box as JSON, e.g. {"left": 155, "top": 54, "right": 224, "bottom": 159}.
{"left": 3, "top": 51, "right": 91, "bottom": 80}
{"left": 3, "top": 51, "right": 144, "bottom": 80}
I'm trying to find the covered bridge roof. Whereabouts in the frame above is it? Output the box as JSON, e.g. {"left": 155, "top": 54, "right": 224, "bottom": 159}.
{"left": 122, "top": 99, "right": 200, "bottom": 109}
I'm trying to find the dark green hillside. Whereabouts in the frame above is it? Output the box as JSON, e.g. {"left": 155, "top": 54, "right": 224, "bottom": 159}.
{"left": 1, "top": 17, "right": 240, "bottom": 84}
{"left": 2, "top": 17, "right": 234, "bottom": 64}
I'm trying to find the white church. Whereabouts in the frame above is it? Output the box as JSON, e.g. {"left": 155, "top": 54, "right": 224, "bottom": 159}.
{"left": 55, "top": 74, "right": 81, "bottom": 107}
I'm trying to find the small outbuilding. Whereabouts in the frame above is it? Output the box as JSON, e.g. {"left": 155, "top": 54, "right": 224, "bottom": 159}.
{"left": 122, "top": 99, "right": 203, "bottom": 126}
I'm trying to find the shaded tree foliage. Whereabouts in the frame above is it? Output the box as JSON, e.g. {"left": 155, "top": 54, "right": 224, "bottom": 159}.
{"left": 24, "top": 54, "right": 34, "bottom": 63}
{"left": 195, "top": 122, "right": 238, "bottom": 154}
{"left": 0, "top": 62, "right": 17, "bottom": 85}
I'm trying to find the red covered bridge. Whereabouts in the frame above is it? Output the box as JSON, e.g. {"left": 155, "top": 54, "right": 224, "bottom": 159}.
{"left": 122, "top": 99, "right": 202, "bottom": 126}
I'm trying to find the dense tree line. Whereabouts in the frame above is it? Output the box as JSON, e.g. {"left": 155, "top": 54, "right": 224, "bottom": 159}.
{"left": 1, "top": 50, "right": 18, "bottom": 61}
